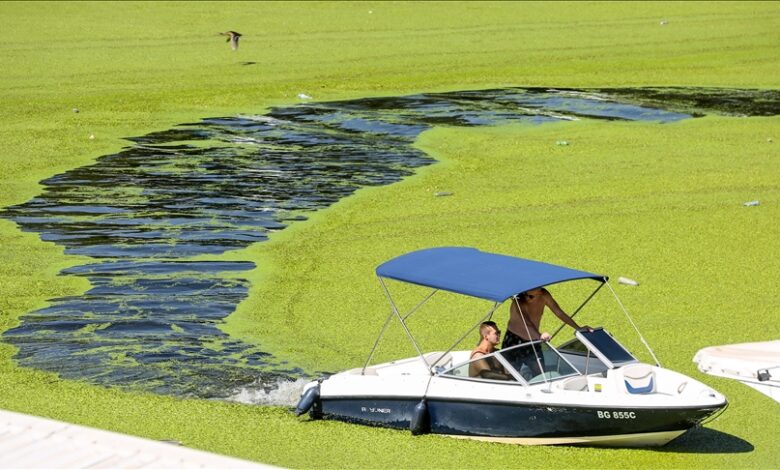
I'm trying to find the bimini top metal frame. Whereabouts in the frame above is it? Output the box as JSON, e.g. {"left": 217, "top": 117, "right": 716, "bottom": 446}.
{"left": 364, "top": 247, "right": 628, "bottom": 375}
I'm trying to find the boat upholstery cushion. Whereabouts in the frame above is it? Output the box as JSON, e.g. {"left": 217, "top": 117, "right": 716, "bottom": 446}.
{"left": 426, "top": 352, "right": 452, "bottom": 372}
{"left": 558, "top": 376, "right": 589, "bottom": 391}
{"left": 622, "top": 364, "right": 656, "bottom": 394}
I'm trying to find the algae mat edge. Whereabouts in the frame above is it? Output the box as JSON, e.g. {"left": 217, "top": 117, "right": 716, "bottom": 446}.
{"left": 224, "top": 117, "right": 780, "bottom": 467}
{"left": 3, "top": 119, "right": 779, "bottom": 468}
{"left": 2, "top": 1, "right": 780, "bottom": 468}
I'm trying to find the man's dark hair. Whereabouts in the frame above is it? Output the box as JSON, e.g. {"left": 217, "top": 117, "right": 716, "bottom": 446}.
{"left": 479, "top": 321, "right": 498, "bottom": 336}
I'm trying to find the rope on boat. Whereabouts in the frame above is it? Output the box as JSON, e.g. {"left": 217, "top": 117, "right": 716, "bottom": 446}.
{"left": 605, "top": 280, "right": 662, "bottom": 367}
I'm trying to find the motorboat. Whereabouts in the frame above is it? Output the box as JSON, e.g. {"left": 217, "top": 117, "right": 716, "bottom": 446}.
{"left": 294, "top": 247, "right": 727, "bottom": 446}
{"left": 694, "top": 340, "right": 780, "bottom": 403}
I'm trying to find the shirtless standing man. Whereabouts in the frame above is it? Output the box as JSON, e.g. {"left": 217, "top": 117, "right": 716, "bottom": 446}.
{"left": 502, "top": 287, "right": 589, "bottom": 349}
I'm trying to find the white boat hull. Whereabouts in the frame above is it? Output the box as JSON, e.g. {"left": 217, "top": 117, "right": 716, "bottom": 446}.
{"left": 694, "top": 340, "right": 780, "bottom": 403}
{"left": 300, "top": 351, "right": 727, "bottom": 447}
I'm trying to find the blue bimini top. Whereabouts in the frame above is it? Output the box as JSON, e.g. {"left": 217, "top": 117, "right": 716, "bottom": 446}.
{"left": 375, "top": 247, "right": 607, "bottom": 302}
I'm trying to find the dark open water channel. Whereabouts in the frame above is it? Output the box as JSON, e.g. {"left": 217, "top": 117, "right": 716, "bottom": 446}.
{"left": 2, "top": 87, "right": 778, "bottom": 399}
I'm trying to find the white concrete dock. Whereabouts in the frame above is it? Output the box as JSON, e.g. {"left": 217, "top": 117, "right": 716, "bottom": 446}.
{"left": 0, "top": 409, "right": 274, "bottom": 469}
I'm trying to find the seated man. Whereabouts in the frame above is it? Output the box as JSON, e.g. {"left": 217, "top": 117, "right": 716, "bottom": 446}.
{"left": 469, "top": 321, "right": 513, "bottom": 380}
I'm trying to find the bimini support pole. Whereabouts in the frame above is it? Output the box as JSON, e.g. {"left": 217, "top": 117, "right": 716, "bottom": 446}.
{"left": 365, "top": 277, "right": 428, "bottom": 370}
{"left": 550, "top": 280, "right": 606, "bottom": 341}
{"left": 364, "top": 281, "right": 437, "bottom": 374}
{"left": 514, "top": 295, "right": 549, "bottom": 384}
{"left": 362, "top": 309, "right": 395, "bottom": 375}
{"left": 429, "top": 301, "right": 502, "bottom": 372}
{"left": 364, "top": 278, "right": 437, "bottom": 374}
{"left": 605, "top": 280, "right": 661, "bottom": 367}
{"left": 402, "top": 289, "right": 440, "bottom": 322}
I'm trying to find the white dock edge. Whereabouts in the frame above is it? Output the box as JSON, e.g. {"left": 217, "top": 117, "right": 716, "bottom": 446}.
{"left": 0, "top": 409, "right": 276, "bottom": 469}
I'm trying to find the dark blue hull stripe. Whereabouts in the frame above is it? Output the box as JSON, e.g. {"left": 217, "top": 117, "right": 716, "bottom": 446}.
{"left": 320, "top": 397, "right": 723, "bottom": 438}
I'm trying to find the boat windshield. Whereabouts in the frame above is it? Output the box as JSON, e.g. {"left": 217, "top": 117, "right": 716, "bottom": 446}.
{"left": 574, "top": 327, "right": 637, "bottom": 368}
{"left": 442, "top": 342, "right": 580, "bottom": 385}
{"left": 498, "top": 342, "right": 580, "bottom": 384}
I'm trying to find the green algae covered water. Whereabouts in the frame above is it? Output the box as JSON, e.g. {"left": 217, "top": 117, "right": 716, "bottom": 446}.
{"left": 2, "top": 87, "right": 778, "bottom": 400}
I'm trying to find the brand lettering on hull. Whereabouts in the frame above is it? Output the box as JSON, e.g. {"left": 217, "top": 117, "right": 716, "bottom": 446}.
{"left": 361, "top": 406, "right": 392, "bottom": 414}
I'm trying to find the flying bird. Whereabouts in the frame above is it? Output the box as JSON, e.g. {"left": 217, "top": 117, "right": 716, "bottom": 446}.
{"left": 219, "top": 31, "right": 242, "bottom": 51}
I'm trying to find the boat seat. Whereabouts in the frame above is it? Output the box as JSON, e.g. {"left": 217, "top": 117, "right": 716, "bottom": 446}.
{"left": 621, "top": 364, "right": 656, "bottom": 394}
{"left": 557, "top": 376, "right": 589, "bottom": 392}
{"left": 425, "top": 352, "right": 453, "bottom": 372}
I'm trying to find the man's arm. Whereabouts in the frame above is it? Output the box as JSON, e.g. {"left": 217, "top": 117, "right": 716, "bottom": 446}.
{"left": 469, "top": 353, "right": 489, "bottom": 378}
{"left": 470, "top": 354, "right": 511, "bottom": 380}
{"left": 480, "top": 369, "right": 512, "bottom": 381}
{"left": 544, "top": 292, "right": 581, "bottom": 330}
